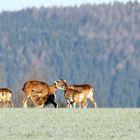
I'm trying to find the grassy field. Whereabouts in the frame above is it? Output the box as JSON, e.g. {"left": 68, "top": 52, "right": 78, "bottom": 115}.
{"left": 0, "top": 108, "right": 140, "bottom": 140}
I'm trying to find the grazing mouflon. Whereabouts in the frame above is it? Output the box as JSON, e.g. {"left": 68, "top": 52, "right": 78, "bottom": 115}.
{"left": 0, "top": 88, "right": 14, "bottom": 107}
{"left": 22, "top": 80, "right": 58, "bottom": 108}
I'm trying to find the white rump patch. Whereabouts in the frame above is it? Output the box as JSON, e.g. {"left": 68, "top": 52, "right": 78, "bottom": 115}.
{"left": 87, "top": 88, "right": 93, "bottom": 98}
{"left": 79, "top": 94, "right": 84, "bottom": 102}
{"left": 1, "top": 93, "right": 6, "bottom": 99}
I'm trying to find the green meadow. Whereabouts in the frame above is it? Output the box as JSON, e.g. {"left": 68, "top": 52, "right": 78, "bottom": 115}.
{"left": 0, "top": 108, "right": 140, "bottom": 140}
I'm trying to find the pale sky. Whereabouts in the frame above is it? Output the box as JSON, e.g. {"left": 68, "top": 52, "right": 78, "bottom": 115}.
{"left": 0, "top": 0, "right": 139, "bottom": 12}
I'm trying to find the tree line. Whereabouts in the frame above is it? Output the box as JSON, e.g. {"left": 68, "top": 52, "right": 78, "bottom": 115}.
{"left": 0, "top": 1, "right": 140, "bottom": 107}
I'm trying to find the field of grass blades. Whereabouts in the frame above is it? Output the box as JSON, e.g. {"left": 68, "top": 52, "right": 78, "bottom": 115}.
{"left": 0, "top": 108, "right": 140, "bottom": 140}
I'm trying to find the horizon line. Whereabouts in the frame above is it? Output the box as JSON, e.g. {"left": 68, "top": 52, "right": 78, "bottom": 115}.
{"left": 0, "top": 1, "right": 139, "bottom": 13}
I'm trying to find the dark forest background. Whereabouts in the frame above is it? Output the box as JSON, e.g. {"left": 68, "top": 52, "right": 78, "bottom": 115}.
{"left": 0, "top": 2, "right": 140, "bottom": 107}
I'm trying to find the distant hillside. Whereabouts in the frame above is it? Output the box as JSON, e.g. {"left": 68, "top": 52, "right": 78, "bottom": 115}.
{"left": 0, "top": 2, "right": 140, "bottom": 107}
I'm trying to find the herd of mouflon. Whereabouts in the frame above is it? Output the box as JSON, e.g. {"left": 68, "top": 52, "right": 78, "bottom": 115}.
{"left": 0, "top": 79, "right": 97, "bottom": 108}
